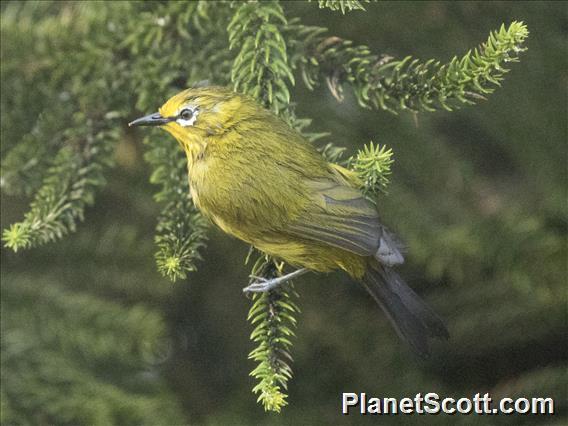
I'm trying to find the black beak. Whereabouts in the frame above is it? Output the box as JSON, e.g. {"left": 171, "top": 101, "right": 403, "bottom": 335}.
{"left": 128, "top": 112, "right": 174, "bottom": 127}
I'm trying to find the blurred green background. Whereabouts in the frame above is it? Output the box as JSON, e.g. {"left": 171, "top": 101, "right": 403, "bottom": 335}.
{"left": 1, "top": 1, "right": 566, "bottom": 425}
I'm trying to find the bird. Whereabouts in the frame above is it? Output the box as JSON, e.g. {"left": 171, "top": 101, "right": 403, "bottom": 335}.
{"left": 129, "top": 85, "right": 449, "bottom": 357}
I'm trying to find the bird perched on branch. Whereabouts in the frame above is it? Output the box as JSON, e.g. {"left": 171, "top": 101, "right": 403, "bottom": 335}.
{"left": 129, "top": 86, "right": 448, "bottom": 357}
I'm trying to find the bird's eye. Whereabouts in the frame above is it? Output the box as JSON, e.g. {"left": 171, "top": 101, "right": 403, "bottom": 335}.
{"left": 179, "top": 108, "right": 193, "bottom": 120}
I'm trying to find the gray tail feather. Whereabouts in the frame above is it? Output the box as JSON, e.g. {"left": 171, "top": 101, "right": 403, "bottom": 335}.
{"left": 360, "top": 261, "right": 449, "bottom": 358}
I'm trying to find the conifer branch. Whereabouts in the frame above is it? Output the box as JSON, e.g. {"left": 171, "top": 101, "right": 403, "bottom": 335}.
{"left": 349, "top": 142, "right": 393, "bottom": 196}
{"left": 143, "top": 133, "right": 209, "bottom": 282}
{"left": 318, "top": 142, "right": 348, "bottom": 165}
{"left": 229, "top": 2, "right": 328, "bottom": 140}
{"left": 246, "top": 256, "right": 299, "bottom": 412}
{"left": 0, "top": 108, "right": 69, "bottom": 197}
{"left": 1, "top": 2, "right": 128, "bottom": 252}
{"left": 229, "top": 0, "right": 293, "bottom": 116}
{"left": 2, "top": 114, "right": 118, "bottom": 251}
{"left": 288, "top": 21, "right": 529, "bottom": 113}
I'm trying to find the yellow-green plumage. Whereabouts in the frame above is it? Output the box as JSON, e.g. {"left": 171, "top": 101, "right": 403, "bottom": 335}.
{"left": 161, "top": 87, "right": 375, "bottom": 277}
{"left": 132, "top": 86, "right": 448, "bottom": 356}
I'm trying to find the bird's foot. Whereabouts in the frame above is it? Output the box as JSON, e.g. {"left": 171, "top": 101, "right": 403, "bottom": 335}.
{"left": 242, "top": 268, "right": 308, "bottom": 293}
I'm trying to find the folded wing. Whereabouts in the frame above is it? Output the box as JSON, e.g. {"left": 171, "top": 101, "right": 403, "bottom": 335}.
{"left": 287, "top": 179, "right": 404, "bottom": 265}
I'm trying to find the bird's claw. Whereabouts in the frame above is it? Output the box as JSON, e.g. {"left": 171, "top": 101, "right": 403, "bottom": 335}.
{"left": 248, "top": 275, "right": 265, "bottom": 282}
{"left": 243, "top": 276, "right": 275, "bottom": 294}
{"left": 242, "top": 268, "right": 308, "bottom": 294}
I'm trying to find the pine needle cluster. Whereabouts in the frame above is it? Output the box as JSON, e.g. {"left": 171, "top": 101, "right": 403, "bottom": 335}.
{"left": 349, "top": 142, "right": 394, "bottom": 196}
{"left": 246, "top": 257, "right": 299, "bottom": 412}
{"left": 290, "top": 21, "right": 528, "bottom": 112}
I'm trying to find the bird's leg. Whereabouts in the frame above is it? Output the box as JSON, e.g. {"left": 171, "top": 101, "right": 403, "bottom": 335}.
{"left": 243, "top": 268, "right": 309, "bottom": 293}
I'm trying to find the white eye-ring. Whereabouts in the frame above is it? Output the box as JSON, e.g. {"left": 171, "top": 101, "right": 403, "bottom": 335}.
{"left": 176, "top": 107, "right": 199, "bottom": 127}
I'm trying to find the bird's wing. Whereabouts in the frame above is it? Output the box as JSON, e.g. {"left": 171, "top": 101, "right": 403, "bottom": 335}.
{"left": 286, "top": 176, "right": 404, "bottom": 265}
{"left": 286, "top": 178, "right": 382, "bottom": 256}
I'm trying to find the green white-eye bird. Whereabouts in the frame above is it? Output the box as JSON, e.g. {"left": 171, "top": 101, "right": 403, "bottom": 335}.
{"left": 130, "top": 86, "right": 449, "bottom": 356}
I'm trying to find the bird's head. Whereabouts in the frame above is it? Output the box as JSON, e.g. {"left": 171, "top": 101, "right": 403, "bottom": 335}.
{"left": 129, "top": 86, "right": 257, "bottom": 147}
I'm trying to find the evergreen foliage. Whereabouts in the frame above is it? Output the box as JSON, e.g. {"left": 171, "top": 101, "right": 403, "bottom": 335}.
{"left": 349, "top": 142, "right": 393, "bottom": 196}
{"left": 246, "top": 256, "right": 300, "bottom": 412}
{"left": 0, "top": 0, "right": 546, "bottom": 421}
{"left": 144, "top": 132, "right": 209, "bottom": 282}
{"left": 0, "top": 109, "right": 70, "bottom": 197}
{"left": 1, "top": 275, "right": 184, "bottom": 425}
{"left": 3, "top": 115, "right": 119, "bottom": 251}
{"left": 229, "top": 1, "right": 293, "bottom": 114}
{"left": 290, "top": 21, "right": 528, "bottom": 112}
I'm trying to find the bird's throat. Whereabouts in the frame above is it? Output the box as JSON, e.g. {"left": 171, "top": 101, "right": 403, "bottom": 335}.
{"left": 183, "top": 139, "right": 207, "bottom": 165}
{"left": 162, "top": 124, "right": 207, "bottom": 165}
